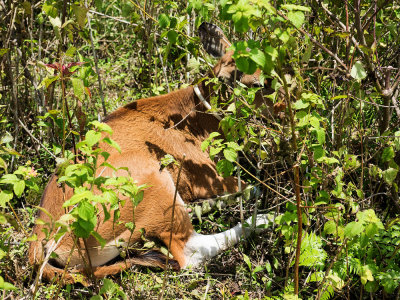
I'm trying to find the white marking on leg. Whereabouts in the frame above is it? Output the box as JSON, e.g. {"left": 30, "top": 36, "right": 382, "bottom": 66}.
{"left": 182, "top": 214, "right": 271, "bottom": 268}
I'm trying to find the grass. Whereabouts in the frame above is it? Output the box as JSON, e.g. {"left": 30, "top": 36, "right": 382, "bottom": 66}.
{"left": 2, "top": 198, "right": 275, "bottom": 299}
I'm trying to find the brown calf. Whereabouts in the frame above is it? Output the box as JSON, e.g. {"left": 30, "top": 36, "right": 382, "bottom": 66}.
{"left": 28, "top": 22, "right": 271, "bottom": 283}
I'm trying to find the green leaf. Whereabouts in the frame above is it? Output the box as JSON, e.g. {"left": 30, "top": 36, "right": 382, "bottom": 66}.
{"left": 125, "top": 221, "right": 135, "bottom": 231}
{"left": 243, "top": 253, "right": 252, "bottom": 271}
{"left": 133, "top": 190, "right": 144, "bottom": 207}
{"left": 167, "top": 30, "right": 178, "bottom": 44}
{"left": 89, "top": 121, "right": 113, "bottom": 134}
{"left": 85, "top": 130, "right": 102, "bottom": 147}
{"left": 383, "top": 168, "right": 398, "bottom": 185}
{"left": 99, "top": 278, "right": 115, "bottom": 295}
{"left": 63, "top": 190, "right": 93, "bottom": 207}
{"left": 49, "top": 16, "right": 61, "bottom": 28}
{"left": 324, "top": 220, "right": 337, "bottom": 235}
{"left": 103, "top": 137, "right": 121, "bottom": 153}
{"left": 395, "top": 131, "right": 400, "bottom": 150}
{"left": 226, "top": 142, "right": 242, "bottom": 151}
{"left": 249, "top": 48, "right": 266, "bottom": 69}
{"left": 281, "top": 4, "right": 311, "bottom": 12}
{"left": 201, "top": 140, "right": 210, "bottom": 152}
{"left": 312, "top": 144, "right": 325, "bottom": 161}
{"left": 236, "top": 57, "right": 249, "bottom": 73}
{"left": 158, "top": 14, "right": 170, "bottom": 28}
{"left": 344, "top": 221, "right": 364, "bottom": 238}
{"left": 78, "top": 201, "right": 95, "bottom": 221}
{"left": 344, "top": 154, "right": 360, "bottom": 170}
{"left": 298, "top": 232, "right": 327, "bottom": 268}
{"left": 357, "top": 209, "right": 384, "bottom": 228}
{"left": 365, "top": 223, "right": 379, "bottom": 238}
{"left": 360, "top": 265, "right": 374, "bottom": 285}
{"left": 232, "top": 13, "right": 249, "bottom": 32}
{"left": 160, "top": 154, "right": 178, "bottom": 168}
{"left": 13, "top": 180, "right": 25, "bottom": 197}
{"left": 209, "top": 146, "right": 222, "bottom": 158}
{"left": 216, "top": 159, "right": 234, "bottom": 177}
{"left": 378, "top": 270, "right": 400, "bottom": 293}
{"left": 381, "top": 146, "right": 395, "bottom": 163}
{"left": 209, "top": 132, "right": 221, "bottom": 139}
{"left": 223, "top": 147, "right": 238, "bottom": 162}
{"left": 350, "top": 61, "right": 367, "bottom": 80}
{"left": 91, "top": 231, "right": 107, "bottom": 248}
{"left": 292, "top": 99, "right": 309, "bottom": 110}
{"left": 315, "top": 129, "right": 325, "bottom": 144}
{"left": 42, "top": 2, "right": 58, "bottom": 18}
{"left": 0, "top": 174, "right": 20, "bottom": 184}
{"left": 72, "top": 4, "right": 88, "bottom": 28}
{"left": 0, "top": 48, "right": 9, "bottom": 57}
{"left": 71, "top": 77, "right": 85, "bottom": 101}
{"left": 0, "top": 276, "right": 16, "bottom": 290}
{"left": 331, "top": 95, "right": 348, "bottom": 100}
{"left": 194, "top": 205, "right": 202, "bottom": 223}
{"left": 75, "top": 214, "right": 97, "bottom": 238}
{"left": 0, "top": 190, "right": 13, "bottom": 207}
{"left": 365, "top": 281, "right": 379, "bottom": 293}
{"left": 0, "top": 249, "right": 6, "bottom": 260}
{"left": 1, "top": 132, "right": 13, "bottom": 144}
{"left": 38, "top": 75, "right": 60, "bottom": 89}
{"left": 287, "top": 11, "right": 305, "bottom": 28}
{"left": 65, "top": 46, "right": 77, "bottom": 57}
{"left": 101, "top": 190, "right": 118, "bottom": 205}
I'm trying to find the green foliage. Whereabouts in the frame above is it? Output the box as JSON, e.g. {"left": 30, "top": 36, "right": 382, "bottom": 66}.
{"left": 298, "top": 232, "right": 327, "bottom": 268}
{"left": 52, "top": 122, "right": 145, "bottom": 245}
{"left": 0, "top": 163, "right": 39, "bottom": 292}
{"left": 202, "top": 132, "right": 242, "bottom": 177}
{"left": 90, "top": 278, "right": 128, "bottom": 299}
{"left": 1, "top": 0, "right": 400, "bottom": 298}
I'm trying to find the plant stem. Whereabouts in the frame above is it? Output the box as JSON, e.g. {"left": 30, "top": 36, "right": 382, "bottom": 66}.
{"left": 159, "top": 154, "right": 185, "bottom": 300}
{"left": 280, "top": 71, "right": 302, "bottom": 296}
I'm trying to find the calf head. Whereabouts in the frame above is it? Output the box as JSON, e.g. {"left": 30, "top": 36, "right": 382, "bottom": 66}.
{"left": 198, "top": 22, "right": 283, "bottom": 115}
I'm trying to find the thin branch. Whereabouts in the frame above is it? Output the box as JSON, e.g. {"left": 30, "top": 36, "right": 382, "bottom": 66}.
{"left": 280, "top": 70, "right": 302, "bottom": 296}
{"left": 391, "top": 89, "right": 400, "bottom": 120}
{"left": 235, "top": 161, "right": 296, "bottom": 205}
{"left": 18, "top": 119, "right": 56, "bottom": 159}
{"left": 362, "top": 0, "right": 391, "bottom": 32}
{"left": 88, "top": 9, "right": 137, "bottom": 25}
{"left": 354, "top": 0, "right": 366, "bottom": 46}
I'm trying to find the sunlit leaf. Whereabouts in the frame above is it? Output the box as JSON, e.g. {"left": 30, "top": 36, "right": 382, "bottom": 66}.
{"left": 350, "top": 61, "right": 367, "bottom": 80}
{"left": 287, "top": 11, "right": 305, "bottom": 28}
{"left": 158, "top": 14, "right": 170, "bottom": 28}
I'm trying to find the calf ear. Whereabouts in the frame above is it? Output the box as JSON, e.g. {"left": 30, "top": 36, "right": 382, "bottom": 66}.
{"left": 198, "top": 22, "right": 232, "bottom": 58}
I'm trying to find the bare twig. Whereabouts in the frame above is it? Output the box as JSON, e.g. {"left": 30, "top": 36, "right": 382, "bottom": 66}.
{"left": 362, "top": 0, "right": 391, "bottom": 32}
{"left": 235, "top": 161, "right": 296, "bottom": 205}
{"left": 88, "top": 9, "right": 137, "bottom": 25}
{"left": 156, "top": 39, "right": 170, "bottom": 93}
{"left": 17, "top": 119, "right": 56, "bottom": 159}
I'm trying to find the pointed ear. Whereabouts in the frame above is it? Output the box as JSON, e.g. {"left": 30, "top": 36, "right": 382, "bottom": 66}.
{"left": 198, "top": 22, "right": 232, "bottom": 58}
